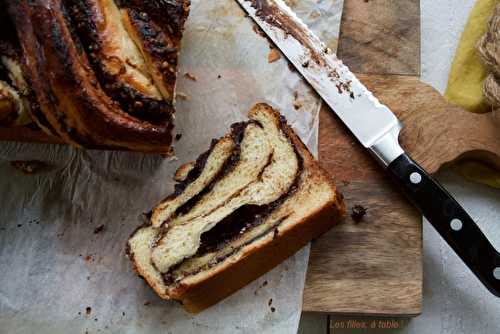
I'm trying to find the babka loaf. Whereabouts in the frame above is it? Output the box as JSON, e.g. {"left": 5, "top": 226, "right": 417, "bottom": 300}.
{"left": 127, "top": 103, "right": 345, "bottom": 313}
{"left": 0, "top": 2, "right": 34, "bottom": 129}
{"left": 0, "top": 0, "right": 190, "bottom": 153}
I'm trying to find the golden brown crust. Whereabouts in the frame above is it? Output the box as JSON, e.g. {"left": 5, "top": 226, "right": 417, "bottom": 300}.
{"left": 0, "top": 126, "right": 63, "bottom": 144}
{"left": 126, "top": 225, "right": 171, "bottom": 299}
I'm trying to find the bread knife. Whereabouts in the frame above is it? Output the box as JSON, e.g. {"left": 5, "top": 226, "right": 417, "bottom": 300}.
{"left": 235, "top": 0, "right": 500, "bottom": 296}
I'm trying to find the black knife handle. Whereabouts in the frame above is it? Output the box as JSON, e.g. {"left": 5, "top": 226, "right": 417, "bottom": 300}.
{"left": 387, "top": 153, "right": 500, "bottom": 296}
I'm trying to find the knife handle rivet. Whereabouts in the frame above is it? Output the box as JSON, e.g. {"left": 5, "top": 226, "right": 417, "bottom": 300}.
{"left": 409, "top": 172, "right": 422, "bottom": 184}
{"left": 450, "top": 219, "right": 463, "bottom": 231}
{"left": 494, "top": 268, "right": 500, "bottom": 280}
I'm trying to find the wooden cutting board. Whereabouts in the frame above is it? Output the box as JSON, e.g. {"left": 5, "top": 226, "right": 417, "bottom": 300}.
{"left": 302, "top": 0, "right": 500, "bottom": 316}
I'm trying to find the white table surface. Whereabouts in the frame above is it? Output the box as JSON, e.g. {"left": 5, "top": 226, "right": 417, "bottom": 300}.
{"left": 300, "top": 0, "right": 500, "bottom": 333}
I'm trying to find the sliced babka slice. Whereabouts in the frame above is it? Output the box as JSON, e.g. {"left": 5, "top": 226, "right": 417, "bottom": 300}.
{"left": 127, "top": 104, "right": 345, "bottom": 313}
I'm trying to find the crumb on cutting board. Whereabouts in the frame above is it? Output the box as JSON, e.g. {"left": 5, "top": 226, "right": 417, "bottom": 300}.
{"left": 93, "top": 225, "right": 105, "bottom": 234}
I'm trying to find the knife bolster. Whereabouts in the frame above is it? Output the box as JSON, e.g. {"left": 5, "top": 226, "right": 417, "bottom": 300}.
{"left": 368, "top": 125, "right": 404, "bottom": 167}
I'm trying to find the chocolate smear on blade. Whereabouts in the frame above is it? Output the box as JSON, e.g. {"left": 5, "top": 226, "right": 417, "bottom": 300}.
{"left": 247, "top": 0, "right": 324, "bottom": 65}
{"left": 244, "top": 0, "right": 354, "bottom": 97}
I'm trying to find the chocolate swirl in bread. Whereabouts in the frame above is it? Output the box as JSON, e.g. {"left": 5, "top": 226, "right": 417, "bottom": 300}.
{"left": 0, "top": 3, "right": 41, "bottom": 129}
{"left": 127, "top": 104, "right": 345, "bottom": 312}
{"left": 3, "top": 0, "right": 190, "bottom": 153}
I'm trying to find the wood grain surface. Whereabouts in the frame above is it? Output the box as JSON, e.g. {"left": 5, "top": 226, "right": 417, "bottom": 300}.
{"left": 303, "top": 0, "right": 500, "bottom": 316}
{"left": 302, "top": 77, "right": 423, "bottom": 316}
{"left": 337, "top": 0, "right": 420, "bottom": 75}
{"left": 371, "top": 75, "right": 500, "bottom": 174}
{"left": 303, "top": 0, "right": 423, "bottom": 316}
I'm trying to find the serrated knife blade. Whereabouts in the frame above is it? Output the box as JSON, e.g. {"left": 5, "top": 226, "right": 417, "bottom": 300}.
{"left": 236, "top": 0, "right": 402, "bottom": 164}
{"left": 235, "top": 0, "right": 500, "bottom": 296}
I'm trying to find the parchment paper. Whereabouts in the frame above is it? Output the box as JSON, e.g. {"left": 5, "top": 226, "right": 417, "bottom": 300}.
{"left": 0, "top": 1, "right": 343, "bottom": 333}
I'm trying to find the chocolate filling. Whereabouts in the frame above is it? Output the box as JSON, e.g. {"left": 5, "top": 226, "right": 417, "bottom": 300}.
{"left": 173, "top": 121, "right": 251, "bottom": 217}
{"left": 117, "top": 0, "right": 190, "bottom": 39}
{"left": 244, "top": 0, "right": 355, "bottom": 97}
{"left": 64, "top": 0, "right": 174, "bottom": 124}
{"left": 144, "top": 121, "right": 250, "bottom": 227}
{"left": 0, "top": 14, "right": 49, "bottom": 131}
{"left": 197, "top": 172, "right": 300, "bottom": 255}
{"left": 161, "top": 119, "right": 304, "bottom": 285}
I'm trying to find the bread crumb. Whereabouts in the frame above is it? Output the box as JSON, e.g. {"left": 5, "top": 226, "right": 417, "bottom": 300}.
{"left": 176, "top": 92, "right": 189, "bottom": 100}
{"left": 268, "top": 298, "right": 273, "bottom": 306}
{"left": 271, "top": 307, "right": 276, "bottom": 312}
{"left": 93, "top": 225, "right": 105, "bottom": 234}
{"left": 10, "top": 160, "right": 47, "bottom": 174}
{"left": 184, "top": 72, "right": 197, "bottom": 81}
{"left": 268, "top": 48, "right": 281, "bottom": 63}
{"left": 351, "top": 205, "right": 367, "bottom": 223}
{"left": 252, "top": 23, "right": 267, "bottom": 38}
{"left": 254, "top": 280, "right": 269, "bottom": 295}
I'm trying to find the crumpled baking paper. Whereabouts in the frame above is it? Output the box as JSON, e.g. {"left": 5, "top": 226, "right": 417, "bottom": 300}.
{"left": 0, "top": 1, "right": 343, "bottom": 333}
